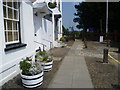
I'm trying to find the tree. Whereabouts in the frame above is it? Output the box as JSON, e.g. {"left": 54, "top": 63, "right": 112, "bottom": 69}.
{"left": 73, "top": 2, "right": 107, "bottom": 33}
{"left": 74, "top": 2, "right": 120, "bottom": 33}
{"left": 108, "top": 2, "right": 120, "bottom": 33}
{"left": 62, "top": 25, "right": 69, "bottom": 35}
{"left": 74, "top": 2, "right": 120, "bottom": 51}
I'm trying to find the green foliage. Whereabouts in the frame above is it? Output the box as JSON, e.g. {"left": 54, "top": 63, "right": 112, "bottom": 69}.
{"left": 48, "top": 2, "right": 57, "bottom": 9}
{"left": 74, "top": 2, "right": 120, "bottom": 33}
{"left": 62, "top": 25, "right": 70, "bottom": 35}
{"left": 74, "top": 31, "right": 81, "bottom": 39}
{"left": 29, "top": 62, "right": 42, "bottom": 75}
{"left": 36, "top": 51, "right": 53, "bottom": 63}
{"left": 19, "top": 57, "right": 42, "bottom": 75}
{"left": 19, "top": 57, "right": 32, "bottom": 75}
{"left": 25, "top": 57, "right": 32, "bottom": 61}
{"left": 38, "top": 50, "right": 46, "bottom": 56}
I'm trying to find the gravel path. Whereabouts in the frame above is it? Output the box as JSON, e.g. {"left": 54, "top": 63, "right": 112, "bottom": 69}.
{"left": 82, "top": 41, "right": 119, "bottom": 88}
{"left": 78, "top": 41, "right": 118, "bottom": 58}
{"left": 85, "top": 56, "right": 119, "bottom": 88}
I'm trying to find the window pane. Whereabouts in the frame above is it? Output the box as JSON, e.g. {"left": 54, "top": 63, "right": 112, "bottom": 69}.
{"left": 7, "top": 20, "right": 12, "bottom": 30}
{"left": 14, "top": 32, "right": 18, "bottom": 41}
{"left": 8, "top": 31, "right": 13, "bottom": 42}
{"left": 13, "top": 21, "right": 17, "bottom": 30}
{"left": 3, "top": 6, "right": 6, "bottom": 18}
{"left": 5, "top": 31, "right": 8, "bottom": 42}
{"left": 7, "top": 2, "right": 12, "bottom": 7}
{"left": 8, "top": 8, "right": 13, "bottom": 19}
{"left": 14, "top": 10, "right": 18, "bottom": 19}
{"left": 14, "top": 2, "right": 18, "bottom": 9}
{"left": 3, "top": 2, "right": 6, "bottom": 5}
{"left": 4, "top": 20, "right": 6, "bottom": 30}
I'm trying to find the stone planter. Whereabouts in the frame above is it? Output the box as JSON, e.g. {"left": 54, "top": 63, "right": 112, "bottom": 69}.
{"left": 20, "top": 71, "right": 43, "bottom": 88}
{"left": 41, "top": 60, "right": 53, "bottom": 71}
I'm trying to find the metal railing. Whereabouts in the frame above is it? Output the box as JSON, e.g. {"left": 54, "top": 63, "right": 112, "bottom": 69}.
{"left": 34, "top": 41, "right": 47, "bottom": 51}
{"left": 43, "top": 39, "right": 53, "bottom": 49}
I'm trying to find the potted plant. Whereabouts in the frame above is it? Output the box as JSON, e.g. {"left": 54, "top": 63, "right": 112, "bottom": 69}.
{"left": 60, "top": 36, "right": 65, "bottom": 42}
{"left": 48, "top": 2, "right": 57, "bottom": 9}
{"left": 36, "top": 50, "right": 53, "bottom": 72}
{"left": 19, "top": 57, "right": 43, "bottom": 88}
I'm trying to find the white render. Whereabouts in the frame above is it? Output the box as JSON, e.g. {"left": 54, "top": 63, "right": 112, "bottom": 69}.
{"left": 0, "top": 0, "right": 62, "bottom": 87}
{"left": 0, "top": 1, "right": 36, "bottom": 86}
{"left": 33, "top": 0, "right": 62, "bottom": 49}
{"left": 0, "top": 1, "right": 32, "bottom": 86}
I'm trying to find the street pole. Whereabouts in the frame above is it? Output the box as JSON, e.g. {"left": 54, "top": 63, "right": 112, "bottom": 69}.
{"left": 100, "top": 19, "right": 102, "bottom": 33}
{"left": 106, "top": 0, "right": 109, "bottom": 46}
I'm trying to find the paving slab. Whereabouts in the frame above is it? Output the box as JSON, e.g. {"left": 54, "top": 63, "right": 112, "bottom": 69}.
{"left": 48, "top": 40, "right": 93, "bottom": 88}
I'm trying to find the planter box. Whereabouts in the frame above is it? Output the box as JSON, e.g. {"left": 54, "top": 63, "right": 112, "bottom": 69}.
{"left": 20, "top": 71, "right": 43, "bottom": 88}
{"left": 41, "top": 60, "right": 53, "bottom": 71}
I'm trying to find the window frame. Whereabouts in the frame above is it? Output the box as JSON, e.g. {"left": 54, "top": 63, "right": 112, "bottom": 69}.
{"left": 3, "top": 0, "right": 20, "bottom": 45}
{"left": 3, "top": 0, "right": 27, "bottom": 51}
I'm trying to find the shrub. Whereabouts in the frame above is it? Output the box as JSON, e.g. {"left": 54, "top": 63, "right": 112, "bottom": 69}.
{"left": 19, "top": 57, "right": 42, "bottom": 75}
{"left": 48, "top": 2, "right": 57, "bottom": 9}
{"left": 36, "top": 51, "right": 53, "bottom": 63}
{"left": 60, "top": 37, "right": 65, "bottom": 41}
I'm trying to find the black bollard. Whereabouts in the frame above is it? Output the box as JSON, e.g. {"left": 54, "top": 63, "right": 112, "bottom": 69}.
{"left": 103, "top": 49, "right": 108, "bottom": 63}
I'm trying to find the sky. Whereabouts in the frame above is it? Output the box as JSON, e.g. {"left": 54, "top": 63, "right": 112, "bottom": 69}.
{"left": 62, "top": 2, "right": 79, "bottom": 31}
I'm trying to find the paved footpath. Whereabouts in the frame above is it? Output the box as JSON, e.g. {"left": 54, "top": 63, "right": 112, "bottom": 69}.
{"left": 48, "top": 40, "right": 93, "bottom": 88}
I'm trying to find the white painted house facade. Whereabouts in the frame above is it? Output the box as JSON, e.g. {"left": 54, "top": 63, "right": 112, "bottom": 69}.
{"left": 0, "top": 0, "right": 62, "bottom": 86}
{"left": 33, "top": 0, "right": 62, "bottom": 51}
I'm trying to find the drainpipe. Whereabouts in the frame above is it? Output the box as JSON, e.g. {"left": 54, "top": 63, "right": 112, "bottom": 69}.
{"left": 52, "top": 13, "right": 55, "bottom": 46}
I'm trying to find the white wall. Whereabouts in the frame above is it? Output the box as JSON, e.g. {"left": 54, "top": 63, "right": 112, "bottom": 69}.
{"left": 0, "top": 1, "right": 35, "bottom": 86}
{"left": 42, "top": 18, "right": 53, "bottom": 50}
{"left": 0, "top": 0, "right": 4, "bottom": 87}
{"left": 0, "top": 0, "right": 62, "bottom": 86}
{"left": 58, "top": 0, "right": 62, "bottom": 40}
{"left": 34, "top": 13, "right": 43, "bottom": 50}
{"left": 33, "top": 12, "right": 53, "bottom": 51}
{"left": 43, "top": 0, "right": 62, "bottom": 47}
{"left": 53, "top": 14, "right": 62, "bottom": 47}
